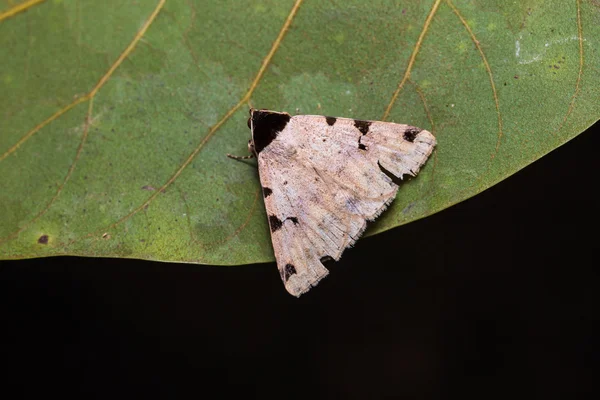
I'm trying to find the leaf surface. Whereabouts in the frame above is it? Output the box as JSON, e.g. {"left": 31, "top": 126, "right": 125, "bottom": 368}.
{"left": 1, "top": 0, "right": 599, "bottom": 264}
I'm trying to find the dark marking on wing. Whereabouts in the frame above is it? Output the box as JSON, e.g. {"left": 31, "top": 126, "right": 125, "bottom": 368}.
{"left": 345, "top": 197, "right": 360, "bottom": 213}
{"left": 354, "top": 119, "right": 372, "bottom": 135}
{"left": 320, "top": 256, "right": 333, "bottom": 264}
{"left": 403, "top": 127, "right": 422, "bottom": 142}
{"left": 283, "top": 263, "right": 297, "bottom": 282}
{"left": 358, "top": 136, "right": 368, "bottom": 151}
{"left": 378, "top": 161, "right": 403, "bottom": 186}
{"left": 286, "top": 217, "right": 299, "bottom": 225}
{"left": 269, "top": 215, "right": 283, "bottom": 232}
{"left": 37, "top": 234, "right": 49, "bottom": 244}
{"left": 251, "top": 110, "right": 291, "bottom": 153}
{"left": 325, "top": 116, "right": 337, "bottom": 126}
{"left": 262, "top": 187, "right": 273, "bottom": 197}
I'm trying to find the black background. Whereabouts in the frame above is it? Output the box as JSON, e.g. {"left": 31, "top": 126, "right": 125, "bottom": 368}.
{"left": 1, "top": 122, "right": 597, "bottom": 399}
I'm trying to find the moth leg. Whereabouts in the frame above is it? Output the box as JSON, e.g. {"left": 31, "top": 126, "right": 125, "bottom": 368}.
{"left": 226, "top": 153, "right": 254, "bottom": 160}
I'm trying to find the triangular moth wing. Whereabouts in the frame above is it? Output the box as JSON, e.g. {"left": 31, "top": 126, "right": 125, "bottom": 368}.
{"left": 250, "top": 109, "right": 436, "bottom": 296}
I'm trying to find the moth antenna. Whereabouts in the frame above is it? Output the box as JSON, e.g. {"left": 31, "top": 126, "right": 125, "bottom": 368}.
{"left": 226, "top": 153, "right": 255, "bottom": 160}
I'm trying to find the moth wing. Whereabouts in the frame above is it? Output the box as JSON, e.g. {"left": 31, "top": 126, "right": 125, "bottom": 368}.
{"left": 290, "top": 115, "right": 437, "bottom": 183}
{"left": 257, "top": 151, "right": 389, "bottom": 297}
{"left": 256, "top": 114, "right": 434, "bottom": 296}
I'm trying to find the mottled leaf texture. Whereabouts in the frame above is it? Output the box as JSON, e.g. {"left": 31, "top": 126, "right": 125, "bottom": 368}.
{"left": 1, "top": 0, "right": 599, "bottom": 265}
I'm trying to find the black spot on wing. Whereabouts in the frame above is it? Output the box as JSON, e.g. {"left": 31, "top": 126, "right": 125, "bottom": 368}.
{"left": 37, "top": 234, "right": 49, "bottom": 244}
{"left": 251, "top": 110, "right": 291, "bottom": 153}
{"left": 262, "top": 187, "right": 273, "bottom": 198}
{"left": 269, "top": 215, "right": 298, "bottom": 232}
{"left": 378, "top": 161, "right": 403, "bottom": 186}
{"left": 325, "top": 116, "right": 337, "bottom": 126}
{"left": 354, "top": 119, "right": 371, "bottom": 135}
{"left": 358, "top": 136, "right": 368, "bottom": 151}
{"left": 403, "top": 127, "right": 422, "bottom": 142}
{"left": 283, "top": 263, "right": 297, "bottom": 282}
{"left": 269, "top": 215, "right": 283, "bottom": 232}
{"left": 320, "top": 256, "right": 332, "bottom": 264}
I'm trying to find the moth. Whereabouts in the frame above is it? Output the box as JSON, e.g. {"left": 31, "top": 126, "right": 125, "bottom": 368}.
{"left": 229, "top": 109, "right": 436, "bottom": 297}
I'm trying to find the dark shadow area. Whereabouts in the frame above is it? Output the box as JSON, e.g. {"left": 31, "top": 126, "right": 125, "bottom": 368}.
{"left": 1, "top": 121, "right": 598, "bottom": 399}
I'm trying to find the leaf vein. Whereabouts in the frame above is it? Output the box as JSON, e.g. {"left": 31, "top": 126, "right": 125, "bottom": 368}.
{"left": 409, "top": 79, "right": 439, "bottom": 190}
{"left": 0, "top": 99, "right": 94, "bottom": 244}
{"left": 0, "top": 0, "right": 166, "bottom": 162}
{"left": 446, "top": 0, "right": 503, "bottom": 164}
{"left": 0, "top": 0, "right": 46, "bottom": 22}
{"left": 382, "top": 0, "right": 442, "bottom": 121}
{"left": 66, "top": 0, "right": 305, "bottom": 245}
{"left": 551, "top": 0, "right": 584, "bottom": 137}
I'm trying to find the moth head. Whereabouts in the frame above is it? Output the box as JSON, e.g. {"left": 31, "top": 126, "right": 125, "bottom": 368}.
{"left": 247, "top": 139, "right": 256, "bottom": 155}
{"left": 247, "top": 108, "right": 257, "bottom": 156}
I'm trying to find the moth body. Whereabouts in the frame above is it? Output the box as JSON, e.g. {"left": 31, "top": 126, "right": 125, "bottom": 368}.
{"left": 245, "top": 108, "right": 436, "bottom": 297}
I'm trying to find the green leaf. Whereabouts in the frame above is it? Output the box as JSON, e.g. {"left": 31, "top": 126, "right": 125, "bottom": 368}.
{"left": 1, "top": 0, "right": 599, "bottom": 264}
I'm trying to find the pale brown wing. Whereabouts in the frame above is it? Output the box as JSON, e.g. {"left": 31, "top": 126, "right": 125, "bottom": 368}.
{"left": 255, "top": 114, "right": 435, "bottom": 296}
